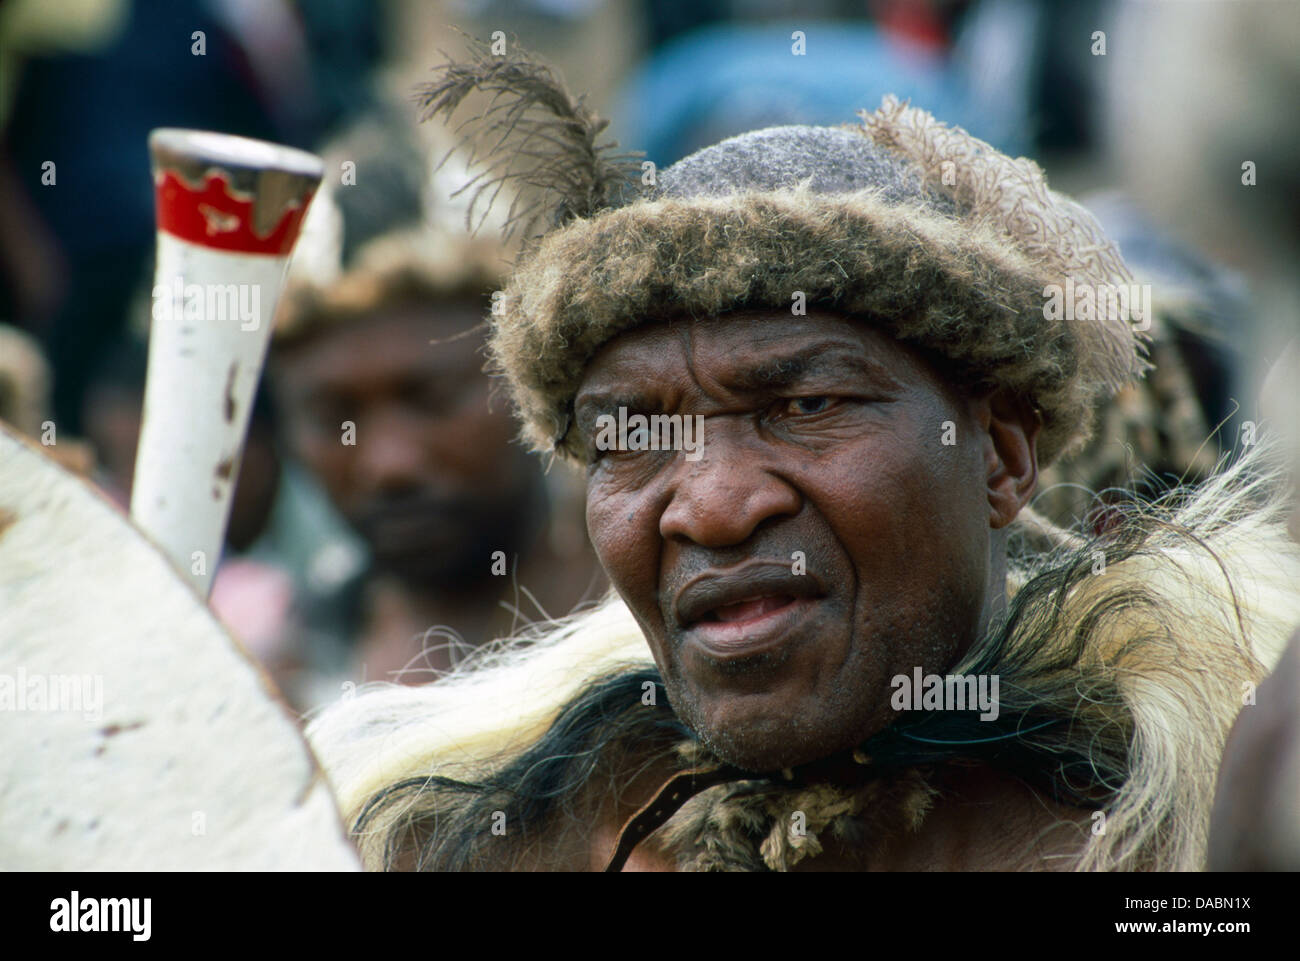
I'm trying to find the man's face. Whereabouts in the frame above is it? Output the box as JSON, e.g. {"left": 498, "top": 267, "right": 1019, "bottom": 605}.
{"left": 275, "top": 302, "right": 536, "bottom": 586}
{"left": 574, "top": 309, "right": 1012, "bottom": 771}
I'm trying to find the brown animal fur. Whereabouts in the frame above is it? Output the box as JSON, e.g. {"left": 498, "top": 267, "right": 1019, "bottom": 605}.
{"left": 486, "top": 97, "right": 1149, "bottom": 466}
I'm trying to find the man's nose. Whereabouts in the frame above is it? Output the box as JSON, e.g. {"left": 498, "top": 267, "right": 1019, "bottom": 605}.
{"left": 658, "top": 427, "right": 801, "bottom": 547}
{"left": 354, "top": 409, "right": 428, "bottom": 493}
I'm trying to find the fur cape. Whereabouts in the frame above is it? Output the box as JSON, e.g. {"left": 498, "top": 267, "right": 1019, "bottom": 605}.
{"left": 306, "top": 444, "right": 1300, "bottom": 872}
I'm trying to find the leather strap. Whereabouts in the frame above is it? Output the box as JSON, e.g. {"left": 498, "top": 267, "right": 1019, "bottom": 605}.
{"left": 603, "top": 763, "right": 749, "bottom": 872}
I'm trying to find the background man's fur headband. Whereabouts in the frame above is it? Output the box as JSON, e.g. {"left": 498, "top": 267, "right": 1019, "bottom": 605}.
{"left": 420, "top": 38, "right": 1150, "bottom": 466}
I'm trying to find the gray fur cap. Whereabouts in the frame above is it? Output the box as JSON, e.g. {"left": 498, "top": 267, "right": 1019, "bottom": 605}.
{"left": 420, "top": 65, "right": 1149, "bottom": 464}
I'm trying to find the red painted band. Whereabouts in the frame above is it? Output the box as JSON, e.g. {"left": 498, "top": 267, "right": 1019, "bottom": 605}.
{"left": 154, "top": 170, "right": 313, "bottom": 255}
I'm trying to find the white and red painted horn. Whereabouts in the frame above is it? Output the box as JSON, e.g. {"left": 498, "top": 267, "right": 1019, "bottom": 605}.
{"left": 131, "top": 129, "right": 323, "bottom": 598}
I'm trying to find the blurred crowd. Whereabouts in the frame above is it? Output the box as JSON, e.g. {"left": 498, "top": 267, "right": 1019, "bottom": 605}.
{"left": 0, "top": 0, "right": 1293, "bottom": 714}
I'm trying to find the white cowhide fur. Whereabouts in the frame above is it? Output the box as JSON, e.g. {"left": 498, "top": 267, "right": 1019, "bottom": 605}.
{"left": 0, "top": 423, "right": 358, "bottom": 869}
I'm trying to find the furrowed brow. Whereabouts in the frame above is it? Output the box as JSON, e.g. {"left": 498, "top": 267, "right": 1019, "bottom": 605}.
{"left": 732, "top": 343, "right": 899, "bottom": 392}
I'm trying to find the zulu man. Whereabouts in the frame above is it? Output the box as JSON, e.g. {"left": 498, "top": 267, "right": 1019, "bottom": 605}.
{"left": 306, "top": 45, "right": 1300, "bottom": 872}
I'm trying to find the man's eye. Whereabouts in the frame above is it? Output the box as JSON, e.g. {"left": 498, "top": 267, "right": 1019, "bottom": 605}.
{"left": 786, "top": 396, "right": 833, "bottom": 416}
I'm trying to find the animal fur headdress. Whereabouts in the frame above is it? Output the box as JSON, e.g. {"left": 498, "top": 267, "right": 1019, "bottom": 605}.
{"left": 418, "top": 39, "right": 1149, "bottom": 466}
{"left": 273, "top": 102, "right": 510, "bottom": 348}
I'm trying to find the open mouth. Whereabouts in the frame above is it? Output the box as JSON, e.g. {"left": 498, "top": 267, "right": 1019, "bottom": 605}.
{"left": 702, "top": 594, "right": 798, "bottom": 625}
{"left": 673, "top": 563, "right": 826, "bottom": 658}
{"left": 685, "top": 595, "right": 817, "bottom": 659}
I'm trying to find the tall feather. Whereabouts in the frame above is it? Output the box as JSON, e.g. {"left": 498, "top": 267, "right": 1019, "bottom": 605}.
{"left": 415, "top": 35, "right": 642, "bottom": 244}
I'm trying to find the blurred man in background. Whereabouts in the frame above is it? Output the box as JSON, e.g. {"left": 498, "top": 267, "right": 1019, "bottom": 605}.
{"left": 269, "top": 113, "right": 605, "bottom": 707}
{"left": 272, "top": 247, "right": 604, "bottom": 699}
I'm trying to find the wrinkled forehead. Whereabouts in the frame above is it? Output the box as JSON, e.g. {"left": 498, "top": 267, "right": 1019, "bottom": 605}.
{"left": 276, "top": 302, "right": 488, "bottom": 391}
{"left": 575, "top": 309, "right": 955, "bottom": 402}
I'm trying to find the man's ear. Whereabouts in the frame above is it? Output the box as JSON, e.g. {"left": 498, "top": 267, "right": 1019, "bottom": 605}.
{"left": 975, "top": 388, "right": 1040, "bottom": 530}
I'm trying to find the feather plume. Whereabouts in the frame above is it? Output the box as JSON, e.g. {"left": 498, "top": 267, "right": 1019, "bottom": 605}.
{"left": 415, "top": 35, "right": 642, "bottom": 243}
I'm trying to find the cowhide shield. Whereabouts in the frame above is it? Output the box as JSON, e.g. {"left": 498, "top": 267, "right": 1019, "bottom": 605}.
{"left": 0, "top": 423, "right": 359, "bottom": 870}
